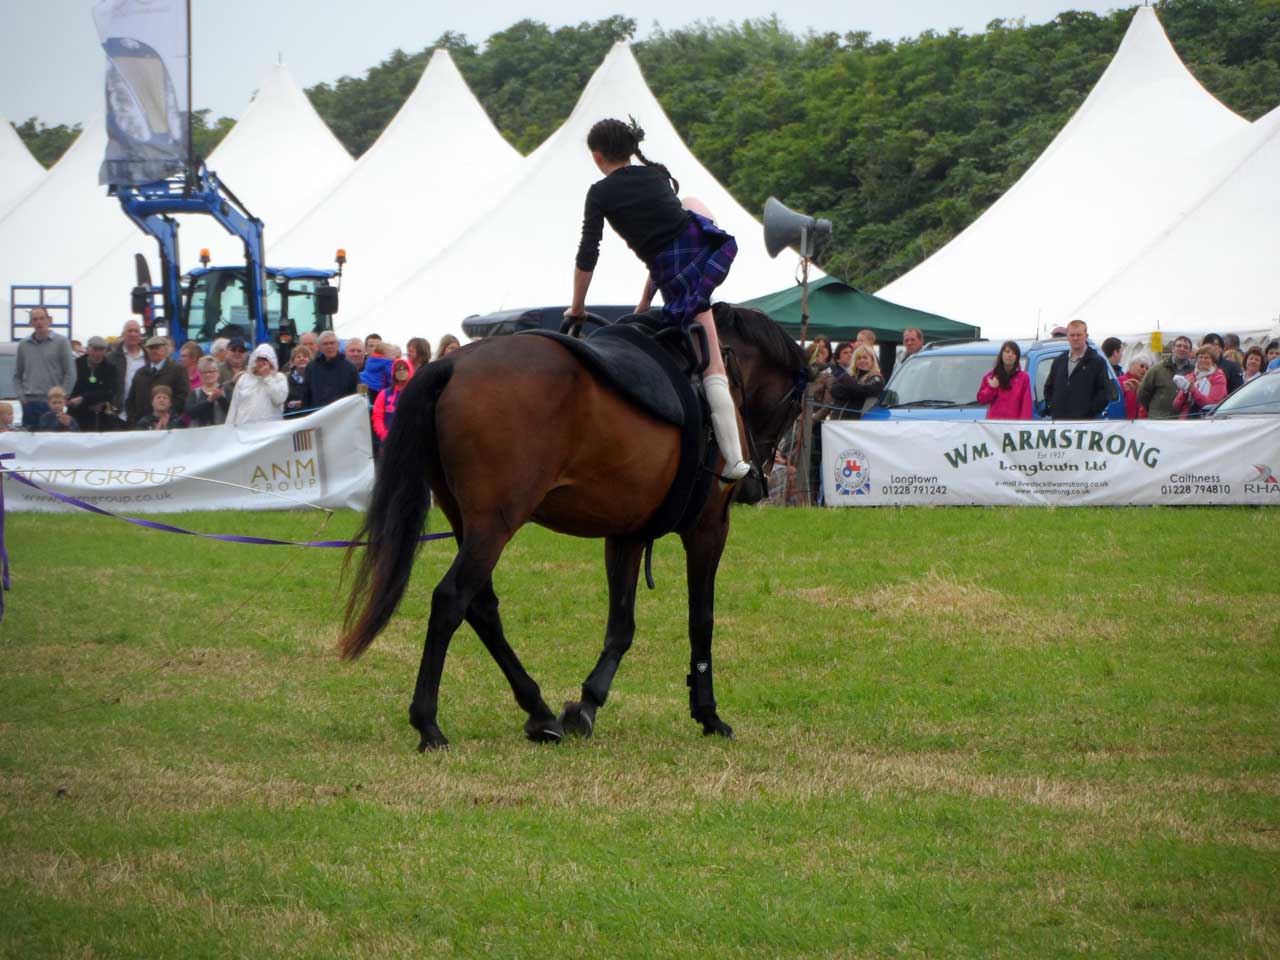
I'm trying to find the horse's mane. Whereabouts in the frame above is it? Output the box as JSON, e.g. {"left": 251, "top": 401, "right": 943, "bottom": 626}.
{"left": 713, "top": 303, "right": 809, "bottom": 376}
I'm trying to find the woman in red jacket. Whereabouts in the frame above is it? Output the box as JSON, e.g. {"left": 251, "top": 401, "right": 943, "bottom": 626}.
{"left": 1172, "top": 345, "right": 1227, "bottom": 418}
{"left": 372, "top": 357, "right": 414, "bottom": 442}
{"left": 976, "top": 340, "right": 1032, "bottom": 419}
{"left": 1119, "top": 354, "right": 1152, "bottom": 419}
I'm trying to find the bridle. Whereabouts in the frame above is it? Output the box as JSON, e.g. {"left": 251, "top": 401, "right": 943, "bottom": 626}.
{"left": 721, "top": 344, "right": 806, "bottom": 478}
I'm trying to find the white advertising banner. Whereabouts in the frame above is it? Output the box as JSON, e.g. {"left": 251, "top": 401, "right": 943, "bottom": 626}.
{"left": 822, "top": 418, "right": 1280, "bottom": 507}
{"left": 1, "top": 396, "right": 373, "bottom": 513}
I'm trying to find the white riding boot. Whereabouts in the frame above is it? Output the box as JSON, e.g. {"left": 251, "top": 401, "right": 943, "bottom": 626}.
{"left": 703, "top": 373, "right": 751, "bottom": 481}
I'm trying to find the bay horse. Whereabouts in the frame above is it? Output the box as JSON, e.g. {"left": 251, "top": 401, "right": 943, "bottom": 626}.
{"left": 340, "top": 306, "right": 808, "bottom": 750}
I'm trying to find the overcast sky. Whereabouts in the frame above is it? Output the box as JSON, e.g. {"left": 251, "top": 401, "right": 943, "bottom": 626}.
{"left": 3, "top": 0, "right": 1124, "bottom": 126}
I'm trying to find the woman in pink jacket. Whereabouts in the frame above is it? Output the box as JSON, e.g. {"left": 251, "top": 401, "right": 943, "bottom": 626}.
{"left": 372, "top": 356, "right": 414, "bottom": 441}
{"left": 976, "top": 340, "right": 1032, "bottom": 419}
{"left": 1172, "top": 345, "right": 1227, "bottom": 418}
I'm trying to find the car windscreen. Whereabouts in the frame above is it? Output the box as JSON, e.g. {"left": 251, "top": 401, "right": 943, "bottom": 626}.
{"left": 880, "top": 354, "right": 1014, "bottom": 408}
{"left": 1213, "top": 373, "right": 1280, "bottom": 416}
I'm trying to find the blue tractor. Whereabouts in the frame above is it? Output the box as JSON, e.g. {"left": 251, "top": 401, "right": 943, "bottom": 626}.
{"left": 115, "top": 164, "right": 343, "bottom": 349}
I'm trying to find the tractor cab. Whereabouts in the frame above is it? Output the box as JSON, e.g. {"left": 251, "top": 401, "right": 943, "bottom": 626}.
{"left": 182, "top": 256, "right": 341, "bottom": 346}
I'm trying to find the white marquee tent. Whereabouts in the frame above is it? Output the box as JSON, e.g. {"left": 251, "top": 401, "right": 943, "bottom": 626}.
{"left": 1071, "top": 104, "right": 1280, "bottom": 347}
{"left": 0, "top": 115, "right": 45, "bottom": 223}
{"left": 67, "top": 63, "right": 353, "bottom": 339}
{"left": 875, "top": 6, "right": 1249, "bottom": 342}
{"left": 271, "top": 49, "right": 521, "bottom": 325}
{"left": 0, "top": 111, "right": 134, "bottom": 334}
{"left": 357, "top": 43, "right": 814, "bottom": 349}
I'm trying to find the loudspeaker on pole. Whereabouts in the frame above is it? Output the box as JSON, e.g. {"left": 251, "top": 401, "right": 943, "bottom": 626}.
{"left": 762, "top": 197, "right": 832, "bottom": 259}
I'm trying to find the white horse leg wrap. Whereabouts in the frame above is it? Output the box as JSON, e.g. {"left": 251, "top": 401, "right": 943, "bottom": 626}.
{"left": 703, "top": 374, "right": 750, "bottom": 480}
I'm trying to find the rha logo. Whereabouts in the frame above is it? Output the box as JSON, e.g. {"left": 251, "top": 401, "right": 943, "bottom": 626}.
{"left": 1244, "top": 463, "right": 1280, "bottom": 495}
{"left": 834, "top": 448, "right": 872, "bottom": 497}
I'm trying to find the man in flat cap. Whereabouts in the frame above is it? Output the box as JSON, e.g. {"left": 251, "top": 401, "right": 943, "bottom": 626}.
{"left": 125, "top": 335, "right": 189, "bottom": 426}
{"left": 68, "top": 335, "right": 120, "bottom": 431}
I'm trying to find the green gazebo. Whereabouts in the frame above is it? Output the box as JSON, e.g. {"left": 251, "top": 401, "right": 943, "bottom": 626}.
{"left": 741, "top": 276, "right": 978, "bottom": 344}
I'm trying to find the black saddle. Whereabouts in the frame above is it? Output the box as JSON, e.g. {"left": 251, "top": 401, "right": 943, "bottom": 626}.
{"left": 520, "top": 317, "right": 719, "bottom": 542}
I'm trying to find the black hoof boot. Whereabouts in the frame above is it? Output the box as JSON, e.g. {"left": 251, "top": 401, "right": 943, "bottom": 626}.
{"left": 698, "top": 713, "right": 735, "bottom": 740}
{"left": 558, "top": 701, "right": 597, "bottom": 739}
{"left": 524, "top": 714, "right": 565, "bottom": 744}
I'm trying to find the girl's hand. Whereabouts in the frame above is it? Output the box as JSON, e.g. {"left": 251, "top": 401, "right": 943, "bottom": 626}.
{"left": 986, "top": 376, "right": 999, "bottom": 389}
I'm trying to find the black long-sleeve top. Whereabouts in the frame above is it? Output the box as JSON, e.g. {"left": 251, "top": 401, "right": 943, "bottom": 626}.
{"left": 575, "top": 165, "right": 690, "bottom": 272}
{"left": 829, "top": 369, "right": 885, "bottom": 420}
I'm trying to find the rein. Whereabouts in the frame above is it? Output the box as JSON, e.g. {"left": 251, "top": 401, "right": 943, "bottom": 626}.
{"left": 721, "top": 344, "right": 805, "bottom": 478}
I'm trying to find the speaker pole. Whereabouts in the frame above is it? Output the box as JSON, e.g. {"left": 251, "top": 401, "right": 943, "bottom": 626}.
{"left": 799, "top": 256, "right": 811, "bottom": 349}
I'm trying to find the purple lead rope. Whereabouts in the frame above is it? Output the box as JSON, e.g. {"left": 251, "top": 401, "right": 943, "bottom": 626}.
{"left": 0, "top": 455, "right": 11, "bottom": 621}
{"left": 0, "top": 457, "right": 452, "bottom": 621}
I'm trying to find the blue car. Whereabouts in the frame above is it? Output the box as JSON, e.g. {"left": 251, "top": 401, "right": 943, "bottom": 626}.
{"left": 862, "top": 338, "right": 1126, "bottom": 422}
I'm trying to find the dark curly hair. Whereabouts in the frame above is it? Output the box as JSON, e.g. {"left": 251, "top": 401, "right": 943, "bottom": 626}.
{"left": 586, "top": 116, "right": 679, "bottom": 194}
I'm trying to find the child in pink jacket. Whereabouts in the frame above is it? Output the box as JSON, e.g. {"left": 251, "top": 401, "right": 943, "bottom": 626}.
{"left": 976, "top": 340, "right": 1033, "bottom": 419}
{"left": 372, "top": 357, "right": 414, "bottom": 441}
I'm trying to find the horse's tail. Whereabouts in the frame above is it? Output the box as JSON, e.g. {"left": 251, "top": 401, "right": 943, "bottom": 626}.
{"left": 339, "top": 358, "right": 455, "bottom": 661}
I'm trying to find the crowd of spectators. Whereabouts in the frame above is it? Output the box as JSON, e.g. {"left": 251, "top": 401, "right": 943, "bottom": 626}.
{"left": 799, "top": 319, "right": 1278, "bottom": 426}
{"left": 777, "top": 320, "right": 1279, "bottom": 505}
{"left": 8, "top": 314, "right": 465, "bottom": 440}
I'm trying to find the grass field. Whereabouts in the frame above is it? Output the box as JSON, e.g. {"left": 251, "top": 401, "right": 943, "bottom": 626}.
{"left": 1, "top": 504, "right": 1278, "bottom": 958}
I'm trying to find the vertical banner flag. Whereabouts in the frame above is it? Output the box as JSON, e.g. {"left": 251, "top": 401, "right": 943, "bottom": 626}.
{"left": 93, "top": 0, "right": 190, "bottom": 185}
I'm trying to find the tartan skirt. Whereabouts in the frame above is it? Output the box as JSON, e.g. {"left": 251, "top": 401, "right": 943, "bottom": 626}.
{"left": 648, "top": 211, "right": 738, "bottom": 329}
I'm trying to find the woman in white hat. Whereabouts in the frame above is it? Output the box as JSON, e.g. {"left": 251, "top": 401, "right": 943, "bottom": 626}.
{"left": 227, "top": 343, "right": 288, "bottom": 426}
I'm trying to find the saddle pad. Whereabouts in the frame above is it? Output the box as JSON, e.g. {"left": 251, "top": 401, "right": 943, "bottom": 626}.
{"left": 521, "top": 325, "right": 685, "bottom": 426}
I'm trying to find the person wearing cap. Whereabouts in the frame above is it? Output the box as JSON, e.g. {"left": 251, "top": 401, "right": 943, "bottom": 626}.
{"left": 227, "top": 344, "right": 288, "bottom": 426}
{"left": 68, "top": 335, "right": 120, "bottom": 431}
{"left": 217, "top": 336, "right": 251, "bottom": 388}
{"left": 125, "top": 335, "right": 189, "bottom": 426}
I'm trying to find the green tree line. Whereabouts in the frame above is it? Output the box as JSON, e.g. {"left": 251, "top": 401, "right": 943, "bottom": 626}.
{"left": 12, "top": 0, "right": 1280, "bottom": 290}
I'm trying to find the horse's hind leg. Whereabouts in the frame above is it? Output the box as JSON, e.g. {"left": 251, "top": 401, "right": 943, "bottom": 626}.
{"left": 465, "top": 580, "right": 563, "bottom": 744}
{"left": 560, "top": 536, "right": 645, "bottom": 739}
{"left": 681, "top": 519, "right": 734, "bottom": 739}
{"left": 411, "top": 527, "right": 508, "bottom": 751}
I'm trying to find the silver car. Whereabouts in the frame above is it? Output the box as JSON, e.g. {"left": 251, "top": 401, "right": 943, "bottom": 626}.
{"left": 1211, "top": 370, "right": 1280, "bottom": 418}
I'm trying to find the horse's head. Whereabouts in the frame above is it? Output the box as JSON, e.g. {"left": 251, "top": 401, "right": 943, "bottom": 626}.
{"left": 712, "top": 304, "right": 812, "bottom": 504}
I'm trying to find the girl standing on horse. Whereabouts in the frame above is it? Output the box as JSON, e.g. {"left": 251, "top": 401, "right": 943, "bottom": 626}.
{"left": 567, "top": 117, "right": 750, "bottom": 481}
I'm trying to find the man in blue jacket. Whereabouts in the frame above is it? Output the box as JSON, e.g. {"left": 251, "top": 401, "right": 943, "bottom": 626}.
{"left": 304, "top": 331, "right": 358, "bottom": 410}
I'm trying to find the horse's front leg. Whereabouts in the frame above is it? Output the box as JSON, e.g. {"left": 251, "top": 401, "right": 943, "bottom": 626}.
{"left": 680, "top": 515, "right": 734, "bottom": 739}
{"left": 465, "top": 578, "right": 562, "bottom": 744}
{"left": 560, "top": 536, "right": 645, "bottom": 739}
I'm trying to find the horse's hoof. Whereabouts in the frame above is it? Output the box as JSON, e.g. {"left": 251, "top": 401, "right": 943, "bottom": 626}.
{"left": 558, "top": 701, "right": 596, "bottom": 739}
{"left": 524, "top": 715, "right": 565, "bottom": 744}
{"left": 415, "top": 723, "right": 449, "bottom": 752}
{"left": 700, "top": 715, "right": 735, "bottom": 740}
